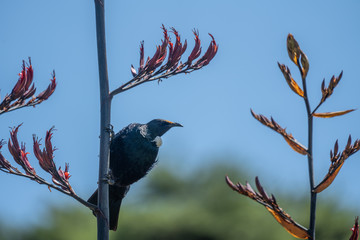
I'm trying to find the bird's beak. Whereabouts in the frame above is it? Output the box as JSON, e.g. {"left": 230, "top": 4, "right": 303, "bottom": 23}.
{"left": 171, "top": 122, "right": 183, "bottom": 127}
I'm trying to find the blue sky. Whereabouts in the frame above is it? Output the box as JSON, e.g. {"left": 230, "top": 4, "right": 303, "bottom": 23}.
{"left": 1, "top": 1, "right": 360, "bottom": 225}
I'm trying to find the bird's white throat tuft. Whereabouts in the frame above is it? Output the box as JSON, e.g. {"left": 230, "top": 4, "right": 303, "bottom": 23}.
{"left": 152, "top": 136, "right": 162, "bottom": 147}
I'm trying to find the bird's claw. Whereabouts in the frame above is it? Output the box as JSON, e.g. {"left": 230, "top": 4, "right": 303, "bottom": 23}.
{"left": 98, "top": 169, "right": 116, "bottom": 185}
{"left": 105, "top": 124, "right": 115, "bottom": 141}
{"left": 106, "top": 169, "right": 115, "bottom": 185}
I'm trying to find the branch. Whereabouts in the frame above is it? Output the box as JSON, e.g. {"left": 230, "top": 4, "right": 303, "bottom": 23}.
{"left": 288, "top": 33, "right": 317, "bottom": 239}
{"left": 94, "top": 0, "right": 111, "bottom": 239}
{"left": 0, "top": 168, "right": 97, "bottom": 211}
{"left": 311, "top": 71, "right": 343, "bottom": 115}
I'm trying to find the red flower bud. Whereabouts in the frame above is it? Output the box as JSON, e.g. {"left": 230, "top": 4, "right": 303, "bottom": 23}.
{"left": 8, "top": 124, "right": 36, "bottom": 175}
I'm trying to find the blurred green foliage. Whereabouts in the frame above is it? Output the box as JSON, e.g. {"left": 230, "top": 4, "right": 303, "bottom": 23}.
{"left": 0, "top": 163, "right": 356, "bottom": 240}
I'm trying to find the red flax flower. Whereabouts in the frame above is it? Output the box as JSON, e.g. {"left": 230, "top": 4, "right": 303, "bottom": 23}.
{"left": 33, "top": 127, "right": 73, "bottom": 193}
{"left": 10, "top": 59, "right": 35, "bottom": 101}
{"left": 0, "top": 140, "right": 12, "bottom": 171}
{"left": 55, "top": 163, "right": 71, "bottom": 184}
{"left": 0, "top": 58, "right": 57, "bottom": 115}
{"left": 111, "top": 25, "right": 218, "bottom": 96}
{"left": 36, "top": 70, "right": 57, "bottom": 101}
{"left": 0, "top": 59, "right": 35, "bottom": 112}
{"left": 187, "top": 29, "right": 201, "bottom": 65}
{"left": 350, "top": 217, "right": 359, "bottom": 240}
{"left": 33, "top": 127, "right": 57, "bottom": 174}
{"left": 192, "top": 33, "right": 218, "bottom": 69}
{"left": 8, "top": 124, "right": 36, "bottom": 175}
{"left": 163, "top": 27, "right": 187, "bottom": 71}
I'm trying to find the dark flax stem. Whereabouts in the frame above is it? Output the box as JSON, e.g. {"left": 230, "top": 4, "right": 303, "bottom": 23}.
{"left": 109, "top": 66, "right": 196, "bottom": 97}
{"left": 311, "top": 101, "right": 323, "bottom": 115}
{"left": 299, "top": 63, "right": 316, "bottom": 239}
{"left": 0, "top": 169, "right": 98, "bottom": 211}
{"left": 94, "top": 0, "right": 111, "bottom": 239}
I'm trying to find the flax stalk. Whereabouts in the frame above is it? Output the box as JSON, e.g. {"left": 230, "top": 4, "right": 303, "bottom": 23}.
{"left": 94, "top": 0, "right": 111, "bottom": 239}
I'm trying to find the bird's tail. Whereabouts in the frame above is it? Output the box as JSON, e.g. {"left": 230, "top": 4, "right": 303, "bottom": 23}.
{"left": 87, "top": 185, "right": 130, "bottom": 231}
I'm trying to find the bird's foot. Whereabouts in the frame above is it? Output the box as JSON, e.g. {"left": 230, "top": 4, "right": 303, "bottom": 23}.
{"left": 106, "top": 169, "right": 116, "bottom": 185}
{"left": 105, "top": 124, "right": 115, "bottom": 141}
{"left": 98, "top": 169, "right": 116, "bottom": 185}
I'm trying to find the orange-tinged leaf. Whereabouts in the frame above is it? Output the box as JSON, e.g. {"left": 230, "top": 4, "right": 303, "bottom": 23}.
{"left": 265, "top": 207, "right": 310, "bottom": 239}
{"left": 312, "top": 109, "right": 355, "bottom": 118}
{"left": 300, "top": 50, "right": 309, "bottom": 78}
{"left": 288, "top": 78, "right": 304, "bottom": 97}
{"left": 287, "top": 34, "right": 301, "bottom": 66}
{"left": 283, "top": 137, "right": 308, "bottom": 155}
{"left": 251, "top": 109, "right": 308, "bottom": 155}
{"left": 278, "top": 63, "right": 304, "bottom": 97}
{"left": 288, "top": 77, "right": 304, "bottom": 97}
{"left": 313, "top": 161, "right": 344, "bottom": 193}
{"left": 314, "top": 137, "right": 360, "bottom": 193}
{"left": 226, "top": 176, "right": 309, "bottom": 239}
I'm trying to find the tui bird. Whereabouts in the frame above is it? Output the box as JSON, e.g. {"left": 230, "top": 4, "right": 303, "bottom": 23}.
{"left": 88, "top": 119, "right": 182, "bottom": 231}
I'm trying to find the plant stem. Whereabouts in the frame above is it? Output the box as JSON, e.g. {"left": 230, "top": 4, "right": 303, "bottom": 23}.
{"left": 299, "top": 65, "right": 316, "bottom": 239}
{"left": 307, "top": 108, "right": 317, "bottom": 239}
{"left": 0, "top": 169, "right": 98, "bottom": 211}
{"left": 109, "top": 66, "right": 196, "bottom": 97}
{"left": 94, "top": 0, "right": 111, "bottom": 239}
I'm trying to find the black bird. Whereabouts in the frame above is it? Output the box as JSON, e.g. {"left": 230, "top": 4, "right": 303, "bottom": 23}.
{"left": 88, "top": 119, "right": 182, "bottom": 231}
